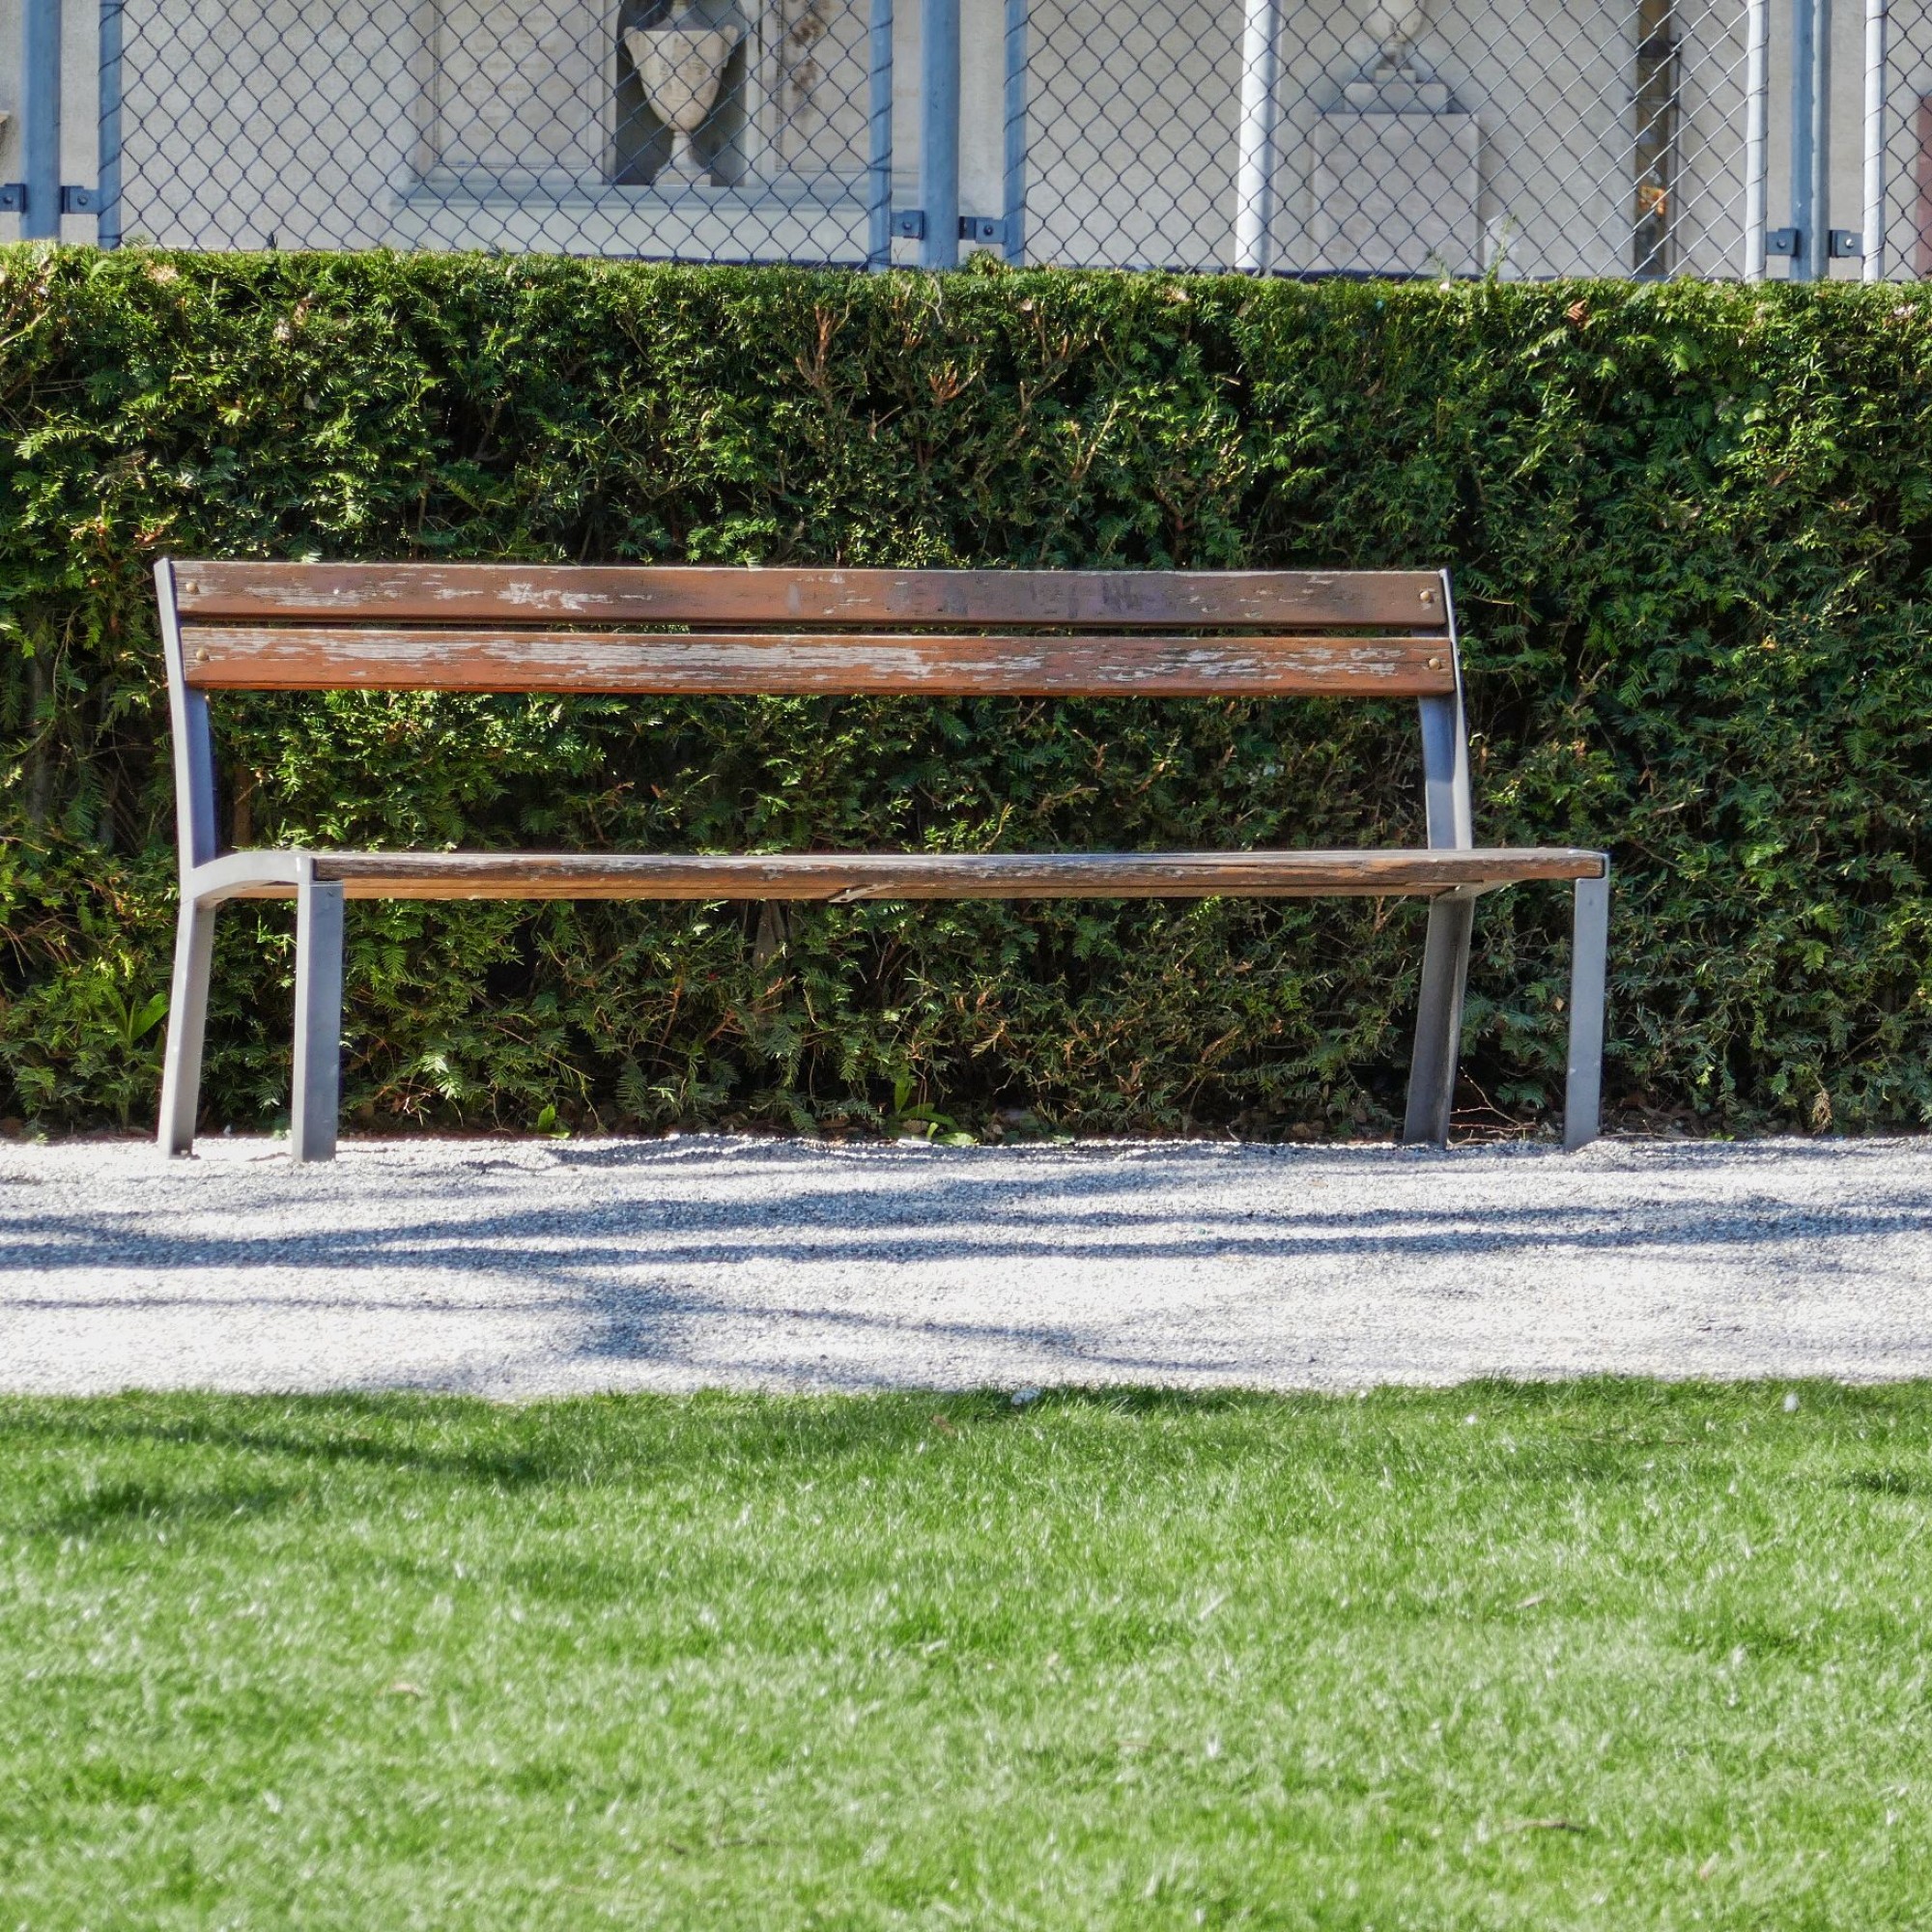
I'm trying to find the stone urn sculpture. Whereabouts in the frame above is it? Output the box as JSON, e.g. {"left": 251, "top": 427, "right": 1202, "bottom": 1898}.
{"left": 1349, "top": 2, "right": 1445, "bottom": 110}
{"left": 1367, "top": 3, "right": 1427, "bottom": 66}
{"left": 626, "top": 14, "right": 741, "bottom": 187}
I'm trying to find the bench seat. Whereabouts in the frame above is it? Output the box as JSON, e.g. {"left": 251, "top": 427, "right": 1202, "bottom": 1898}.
{"left": 187, "top": 846, "right": 1609, "bottom": 904}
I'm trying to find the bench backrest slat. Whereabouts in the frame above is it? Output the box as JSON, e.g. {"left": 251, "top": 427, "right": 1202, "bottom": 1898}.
{"left": 172, "top": 562, "right": 1449, "bottom": 633}
{"left": 180, "top": 626, "right": 1458, "bottom": 696}
{"left": 156, "top": 557, "right": 1475, "bottom": 879}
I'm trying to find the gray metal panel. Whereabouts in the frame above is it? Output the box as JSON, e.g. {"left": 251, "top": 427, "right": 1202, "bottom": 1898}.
{"left": 290, "top": 861, "right": 344, "bottom": 1163}
{"left": 867, "top": 0, "right": 894, "bottom": 269}
{"left": 919, "top": 0, "right": 961, "bottom": 267}
{"left": 1790, "top": 0, "right": 1832, "bottom": 278}
{"left": 1563, "top": 868, "right": 1611, "bottom": 1151}
{"left": 1004, "top": 0, "right": 1028, "bottom": 264}
{"left": 1403, "top": 570, "right": 1475, "bottom": 1144}
{"left": 98, "top": 0, "right": 125, "bottom": 247}
{"left": 1746, "top": 0, "right": 1770, "bottom": 276}
{"left": 156, "top": 905, "right": 216, "bottom": 1154}
{"left": 154, "top": 557, "right": 224, "bottom": 1151}
{"left": 1401, "top": 895, "right": 1474, "bottom": 1147}
{"left": 1416, "top": 695, "right": 1464, "bottom": 851}
{"left": 156, "top": 559, "right": 220, "bottom": 870}
{"left": 1233, "top": 0, "right": 1281, "bottom": 271}
{"left": 1417, "top": 571, "right": 1473, "bottom": 851}
{"left": 18, "top": 0, "right": 61, "bottom": 241}
{"left": 189, "top": 849, "right": 305, "bottom": 905}
{"left": 1862, "top": 0, "right": 1887, "bottom": 280}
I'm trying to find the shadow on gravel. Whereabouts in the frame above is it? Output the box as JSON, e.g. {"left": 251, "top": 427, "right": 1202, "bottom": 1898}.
{"left": 7, "top": 1142, "right": 1932, "bottom": 1387}
{"left": 5, "top": 1179, "right": 1929, "bottom": 1281}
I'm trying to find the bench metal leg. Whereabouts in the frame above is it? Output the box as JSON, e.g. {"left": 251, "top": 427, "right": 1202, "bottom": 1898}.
{"left": 157, "top": 902, "right": 216, "bottom": 1156}
{"left": 1401, "top": 895, "right": 1474, "bottom": 1148}
{"left": 291, "top": 875, "right": 344, "bottom": 1164}
{"left": 1563, "top": 871, "right": 1610, "bottom": 1151}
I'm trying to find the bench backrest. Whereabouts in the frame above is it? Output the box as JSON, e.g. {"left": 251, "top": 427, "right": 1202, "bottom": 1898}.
{"left": 156, "top": 560, "right": 1472, "bottom": 866}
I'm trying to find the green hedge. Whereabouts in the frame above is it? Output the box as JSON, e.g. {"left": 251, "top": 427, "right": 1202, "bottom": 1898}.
{"left": 2, "top": 247, "right": 1929, "bottom": 1139}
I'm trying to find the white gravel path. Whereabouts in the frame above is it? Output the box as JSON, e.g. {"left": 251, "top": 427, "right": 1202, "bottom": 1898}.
{"left": 2, "top": 1134, "right": 1929, "bottom": 1395}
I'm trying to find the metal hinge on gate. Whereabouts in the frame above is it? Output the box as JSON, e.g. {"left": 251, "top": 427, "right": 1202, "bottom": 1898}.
{"left": 891, "top": 212, "right": 1008, "bottom": 246}
{"left": 1761, "top": 228, "right": 1861, "bottom": 264}
{"left": 0, "top": 184, "right": 101, "bottom": 214}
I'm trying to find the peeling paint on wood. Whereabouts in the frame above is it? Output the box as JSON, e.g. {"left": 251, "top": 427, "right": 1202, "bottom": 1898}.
{"left": 181, "top": 627, "right": 1459, "bottom": 696}
{"left": 192, "top": 847, "right": 1607, "bottom": 905}
{"left": 172, "top": 562, "right": 1450, "bottom": 631}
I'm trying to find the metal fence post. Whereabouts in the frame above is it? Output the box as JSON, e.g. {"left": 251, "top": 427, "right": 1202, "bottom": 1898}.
{"left": 1790, "top": 0, "right": 1832, "bottom": 278}
{"left": 919, "top": 0, "right": 960, "bottom": 269}
{"left": 1863, "top": 0, "right": 1888, "bottom": 278}
{"left": 1003, "top": 0, "right": 1027, "bottom": 265}
{"left": 20, "top": 0, "right": 62, "bottom": 241}
{"left": 867, "top": 0, "right": 893, "bottom": 268}
{"left": 98, "top": 0, "right": 123, "bottom": 247}
{"left": 1745, "top": 0, "right": 1770, "bottom": 277}
{"left": 1233, "top": 0, "right": 1280, "bottom": 272}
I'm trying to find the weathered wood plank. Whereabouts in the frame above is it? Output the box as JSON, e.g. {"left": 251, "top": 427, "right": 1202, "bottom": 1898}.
{"left": 209, "top": 847, "right": 1607, "bottom": 902}
{"left": 171, "top": 563, "right": 1451, "bottom": 631}
{"left": 181, "top": 628, "right": 1458, "bottom": 696}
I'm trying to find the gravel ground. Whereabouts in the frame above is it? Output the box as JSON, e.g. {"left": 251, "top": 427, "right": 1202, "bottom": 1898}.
{"left": 3, "top": 1134, "right": 1929, "bottom": 1395}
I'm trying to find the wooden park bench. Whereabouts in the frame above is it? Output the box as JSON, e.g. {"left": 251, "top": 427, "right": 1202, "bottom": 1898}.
{"left": 154, "top": 560, "right": 1609, "bottom": 1162}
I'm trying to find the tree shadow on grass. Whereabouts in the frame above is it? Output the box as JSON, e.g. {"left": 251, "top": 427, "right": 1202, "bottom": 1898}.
{"left": 0, "top": 1384, "right": 1391, "bottom": 1513}
{"left": 33, "top": 1474, "right": 298, "bottom": 1538}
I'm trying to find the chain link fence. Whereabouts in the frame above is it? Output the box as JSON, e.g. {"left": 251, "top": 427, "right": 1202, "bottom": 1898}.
{"left": 103, "top": 0, "right": 891, "bottom": 260}
{"left": 1871, "top": 0, "right": 1932, "bottom": 274}
{"left": 1, "top": 0, "right": 1927, "bottom": 278}
{"left": 1012, "top": 0, "right": 1755, "bottom": 277}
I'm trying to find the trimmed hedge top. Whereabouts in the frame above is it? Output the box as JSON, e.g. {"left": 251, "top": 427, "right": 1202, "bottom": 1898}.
{"left": 2, "top": 248, "right": 1929, "bottom": 1137}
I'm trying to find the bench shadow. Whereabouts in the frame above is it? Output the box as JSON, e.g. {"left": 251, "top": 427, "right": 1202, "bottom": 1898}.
{"left": 7, "top": 1143, "right": 1931, "bottom": 1387}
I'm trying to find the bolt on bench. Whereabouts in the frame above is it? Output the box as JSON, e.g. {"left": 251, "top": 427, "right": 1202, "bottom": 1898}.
{"left": 155, "top": 560, "right": 1609, "bottom": 1162}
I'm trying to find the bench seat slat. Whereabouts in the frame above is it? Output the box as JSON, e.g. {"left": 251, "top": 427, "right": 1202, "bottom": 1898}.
{"left": 173, "top": 563, "right": 1450, "bottom": 631}
{"left": 200, "top": 848, "right": 1607, "bottom": 903}
{"left": 181, "top": 628, "right": 1459, "bottom": 696}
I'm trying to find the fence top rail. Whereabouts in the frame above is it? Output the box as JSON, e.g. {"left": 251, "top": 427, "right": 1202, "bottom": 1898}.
{"left": 167, "top": 562, "right": 1453, "bottom": 632}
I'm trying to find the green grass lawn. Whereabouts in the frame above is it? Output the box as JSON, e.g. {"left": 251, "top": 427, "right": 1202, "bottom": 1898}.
{"left": 3, "top": 1384, "right": 1929, "bottom": 1929}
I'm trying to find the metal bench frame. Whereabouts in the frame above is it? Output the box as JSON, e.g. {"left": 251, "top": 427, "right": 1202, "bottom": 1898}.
{"left": 154, "top": 558, "right": 1609, "bottom": 1161}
